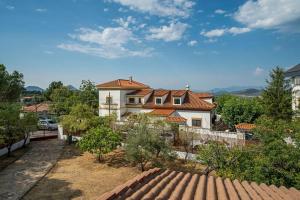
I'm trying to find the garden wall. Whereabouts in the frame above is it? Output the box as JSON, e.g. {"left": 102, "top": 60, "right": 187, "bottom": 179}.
{"left": 0, "top": 138, "right": 30, "bottom": 157}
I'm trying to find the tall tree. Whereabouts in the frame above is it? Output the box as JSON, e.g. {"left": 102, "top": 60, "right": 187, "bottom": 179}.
{"left": 60, "top": 104, "right": 100, "bottom": 144}
{"left": 0, "top": 103, "right": 23, "bottom": 156}
{"left": 19, "top": 112, "right": 38, "bottom": 147}
{"left": 0, "top": 64, "right": 24, "bottom": 102}
{"left": 261, "top": 67, "right": 293, "bottom": 120}
{"left": 44, "top": 81, "right": 63, "bottom": 100}
{"left": 79, "top": 80, "right": 98, "bottom": 112}
{"left": 50, "top": 86, "right": 76, "bottom": 116}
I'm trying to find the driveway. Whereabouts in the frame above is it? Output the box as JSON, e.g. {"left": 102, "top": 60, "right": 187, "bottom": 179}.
{"left": 0, "top": 139, "right": 64, "bottom": 200}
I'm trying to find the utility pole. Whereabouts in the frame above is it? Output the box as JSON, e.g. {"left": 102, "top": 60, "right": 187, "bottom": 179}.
{"left": 108, "top": 92, "right": 111, "bottom": 117}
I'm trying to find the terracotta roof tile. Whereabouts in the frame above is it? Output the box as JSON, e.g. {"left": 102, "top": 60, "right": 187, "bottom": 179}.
{"left": 143, "top": 91, "right": 215, "bottom": 111}
{"left": 23, "top": 103, "right": 49, "bottom": 113}
{"left": 172, "top": 90, "right": 187, "bottom": 97}
{"left": 97, "top": 169, "right": 300, "bottom": 200}
{"left": 127, "top": 89, "right": 153, "bottom": 96}
{"left": 149, "top": 109, "right": 175, "bottom": 116}
{"left": 153, "top": 90, "right": 169, "bottom": 97}
{"left": 194, "top": 92, "right": 214, "bottom": 98}
{"left": 165, "top": 116, "right": 187, "bottom": 123}
{"left": 96, "top": 79, "right": 149, "bottom": 89}
{"left": 235, "top": 123, "right": 256, "bottom": 131}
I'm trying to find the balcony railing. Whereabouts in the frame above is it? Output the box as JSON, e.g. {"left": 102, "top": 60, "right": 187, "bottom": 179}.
{"left": 99, "top": 103, "right": 118, "bottom": 110}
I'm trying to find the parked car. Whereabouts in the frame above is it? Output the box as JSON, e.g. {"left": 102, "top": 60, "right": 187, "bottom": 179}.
{"left": 38, "top": 119, "right": 58, "bottom": 131}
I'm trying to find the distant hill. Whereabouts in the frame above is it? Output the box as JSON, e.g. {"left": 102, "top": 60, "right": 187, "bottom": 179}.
{"left": 67, "top": 85, "right": 78, "bottom": 91}
{"left": 231, "top": 88, "right": 263, "bottom": 97}
{"left": 209, "top": 86, "right": 264, "bottom": 97}
{"left": 25, "top": 86, "right": 44, "bottom": 92}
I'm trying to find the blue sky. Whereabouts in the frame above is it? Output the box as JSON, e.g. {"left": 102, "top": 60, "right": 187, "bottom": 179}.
{"left": 0, "top": 0, "right": 300, "bottom": 90}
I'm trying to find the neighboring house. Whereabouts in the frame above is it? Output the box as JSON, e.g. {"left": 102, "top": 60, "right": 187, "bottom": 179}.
{"left": 22, "top": 102, "right": 49, "bottom": 118}
{"left": 235, "top": 123, "right": 256, "bottom": 133}
{"left": 285, "top": 63, "right": 300, "bottom": 112}
{"left": 96, "top": 78, "right": 215, "bottom": 129}
{"left": 97, "top": 168, "right": 300, "bottom": 200}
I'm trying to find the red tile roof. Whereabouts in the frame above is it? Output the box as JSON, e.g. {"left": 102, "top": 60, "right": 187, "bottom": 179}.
{"left": 127, "top": 89, "right": 153, "bottom": 96}
{"left": 96, "top": 79, "right": 150, "bottom": 90}
{"left": 235, "top": 123, "right": 256, "bottom": 131}
{"left": 194, "top": 93, "right": 214, "bottom": 98}
{"left": 153, "top": 90, "right": 169, "bottom": 97}
{"left": 143, "top": 91, "right": 215, "bottom": 111}
{"left": 149, "top": 109, "right": 175, "bottom": 116}
{"left": 166, "top": 116, "right": 187, "bottom": 123}
{"left": 98, "top": 168, "right": 299, "bottom": 200}
{"left": 172, "top": 90, "right": 187, "bottom": 97}
{"left": 23, "top": 103, "right": 49, "bottom": 113}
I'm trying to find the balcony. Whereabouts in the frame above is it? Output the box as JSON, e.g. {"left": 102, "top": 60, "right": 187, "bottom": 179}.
{"left": 99, "top": 103, "right": 118, "bottom": 110}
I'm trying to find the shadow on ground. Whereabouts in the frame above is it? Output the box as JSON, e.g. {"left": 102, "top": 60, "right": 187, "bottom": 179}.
{"left": 22, "top": 177, "right": 82, "bottom": 200}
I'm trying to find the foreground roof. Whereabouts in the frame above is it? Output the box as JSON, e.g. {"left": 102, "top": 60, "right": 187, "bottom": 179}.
{"left": 149, "top": 109, "right": 175, "bottom": 116}
{"left": 285, "top": 64, "right": 300, "bottom": 77}
{"left": 96, "top": 79, "right": 150, "bottom": 90}
{"left": 98, "top": 168, "right": 300, "bottom": 200}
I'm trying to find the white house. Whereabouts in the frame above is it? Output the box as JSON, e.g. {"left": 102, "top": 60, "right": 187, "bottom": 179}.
{"left": 285, "top": 64, "right": 300, "bottom": 112}
{"left": 96, "top": 78, "right": 216, "bottom": 129}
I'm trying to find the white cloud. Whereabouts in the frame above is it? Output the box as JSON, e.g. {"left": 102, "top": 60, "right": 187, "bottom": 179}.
{"left": 254, "top": 67, "right": 264, "bottom": 76}
{"left": 234, "top": 0, "right": 300, "bottom": 32}
{"left": 201, "top": 29, "right": 226, "bottom": 38}
{"left": 58, "top": 26, "right": 153, "bottom": 59}
{"left": 113, "top": 16, "right": 136, "bottom": 28}
{"left": 215, "top": 9, "right": 226, "bottom": 14}
{"left": 6, "top": 5, "right": 15, "bottom": 10}
{"left": 187, "top": 40, "right": 197, "bottom": 46}
{"left": 44, "top": 50, "right": 54, "bottom": 54}
{"left": 111, "top": 0, "right": 195, "bottom": 18}
{"left": 201, "top": 27, "right": 251, "bottom": 38}
{"left": 104, "top": 8, "right": 109, "bottom": 12}
{"left": 35, "top": 8, "right": 47, "bottom": 12}
{"left": 147, "top": 22, "right": 188, "bottom": 42}
{"left": 227, "top": 27, "right": 251, "bottom": 35}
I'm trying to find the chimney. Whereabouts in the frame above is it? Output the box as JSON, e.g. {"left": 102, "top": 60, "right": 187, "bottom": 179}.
{"left": 185, "top": 84, "right": 190, "bottom": 91}
{"left": 129, "top": 76, "right": 133, "bottom": 83}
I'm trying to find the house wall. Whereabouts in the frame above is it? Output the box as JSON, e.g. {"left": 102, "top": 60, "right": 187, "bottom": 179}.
{"left": 176, "top": 110, "right": 212, "bottom": 129}
{"left": 291, "top": 76, "right": 300, "bottom": 111}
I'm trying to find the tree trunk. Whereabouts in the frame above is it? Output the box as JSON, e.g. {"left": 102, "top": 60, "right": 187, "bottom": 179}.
{"left": 23, "top": 133, "right": 29, "bottom": 148}
{"left": 140, "top": 162, "right": 145, "bottom": 172}
{"left": 7, "top": 144, "right": 12, "bottom": 157}
{"left": 67, "top": 135, "right": 72, "bottom": 145}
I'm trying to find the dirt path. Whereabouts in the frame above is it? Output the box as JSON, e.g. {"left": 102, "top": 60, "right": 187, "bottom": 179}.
{"left": 0, "top": 139, "right": 64, "bottom": 200}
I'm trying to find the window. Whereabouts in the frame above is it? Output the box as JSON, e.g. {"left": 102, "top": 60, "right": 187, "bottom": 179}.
{"left": 192, "top": 119, "right": 202, "bottom": 127}
{"left": 106, "top": 96, "right": 112, "bottom": 104}
{"left": 295, "top": 78, "right": 300, "bottom": 85}
{"left": 155, "top": 97, "right": 162, "bottom": 105}
{"left": 129, "top": 97, "right": 135, "bottom": 104}
{"left": 138, "top": 98, "right": 142, "bottom": 104}
{"left": 173, "top": 98, "right": 181, "bottom": 105}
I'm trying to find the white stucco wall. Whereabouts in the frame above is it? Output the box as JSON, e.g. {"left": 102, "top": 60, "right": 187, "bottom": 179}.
{"left": 176, "top": 110, "right": 212, "bottom": 129}
{"left": 0, "top": 138, "right": 30, "bottom": 157}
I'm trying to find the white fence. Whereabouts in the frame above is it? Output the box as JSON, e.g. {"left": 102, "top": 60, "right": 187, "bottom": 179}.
{"left": 179, "top": 126, "right": 245, "bottom": 147}
{"left": 0, "top": 138, "right": 30, "bottom": 157}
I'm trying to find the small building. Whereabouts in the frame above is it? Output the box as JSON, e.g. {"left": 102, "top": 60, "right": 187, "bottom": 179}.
{"left": 22, "top": 102, "right": 50, "bottom": 118}
{"left": 285, "top": 63, "right": 300, "bottom": 112}
{"left": 96, "top": 78, "right": 215, "bottom": 129}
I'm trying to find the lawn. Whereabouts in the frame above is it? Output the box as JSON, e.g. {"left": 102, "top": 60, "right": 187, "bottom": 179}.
{"left": 23, "top": 144, "right": 140, "bottom": 200}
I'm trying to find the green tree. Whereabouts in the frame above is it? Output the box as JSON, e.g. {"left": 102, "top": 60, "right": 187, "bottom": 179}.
{"left": 125, "top": 114, "right": 172, "bottom": 171}
{"left": 0, "top": 103, "right": 23, "bottom": 156}
{"left": 78, "top": 126, "right": 121, "bottom": 162}
{"left": 60, "top": 104, "right": 100, "bottom": 144}
{"left": 221, "top": 97, "right": 262, "bottom": 129}
{"left": 215, "top": 94, "right": 236, "bottom": 114}
{"left": 261, "top": 67, "right": 293, "bottom": 120}
{"left": 50, "top": 86, "right": 77, "bottom": 116}
{"left": 79, "top": 80, "right": 98, "bottom": 112}
{"left": 44, "top": 81, "right": 63, "bottom": 100}
{"left": 0, "top": 64, "right": 24, "bottom": 102}
{"left": 19, "top": 112, "right": 38, "bottom": 147}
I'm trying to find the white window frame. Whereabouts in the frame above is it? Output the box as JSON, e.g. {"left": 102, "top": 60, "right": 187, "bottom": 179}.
{"left": 173, "top": 97, "right": 181, "bottom": 105}
{"left": 155, "top": 97, "right": 162, "bottom": 105}
{"left": 128, "top": 97, "right": 135, "bottom": 104}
